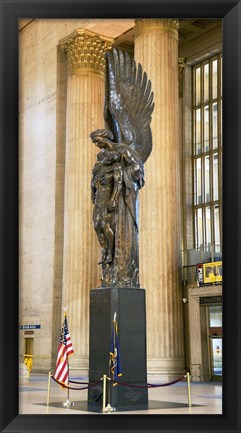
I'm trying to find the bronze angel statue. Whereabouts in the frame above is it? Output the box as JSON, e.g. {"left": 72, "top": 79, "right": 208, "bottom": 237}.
{"left": 90, "top": 48, "right": 154, "bottom": 288}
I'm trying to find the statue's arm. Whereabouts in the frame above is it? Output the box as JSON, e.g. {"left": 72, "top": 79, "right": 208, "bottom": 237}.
{"left": 122, "top": 147, "right": 145, "bottom": 188}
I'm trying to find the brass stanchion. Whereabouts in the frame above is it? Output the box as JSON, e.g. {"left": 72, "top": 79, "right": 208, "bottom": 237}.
{"left": 186, "top": 372, "right": 192, "bottom": 407}
{"left": 102, "top": 375, "right": 115, "bottom": 413}
{"left": 47, "top": 371, "right": 51, "bottom": 405}
{"left": 102, "top": 374, "right": 107, "bottom": 413}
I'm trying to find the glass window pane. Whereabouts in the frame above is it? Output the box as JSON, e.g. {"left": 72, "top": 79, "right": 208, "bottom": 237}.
{"left": 211, "top": 338, "right": 222, "bottom": 376}
{"left": 214, "top": 205, "right": 220, "bottom": 247}
{"left": 213, "top": 153, "right": 219, "bottom": 200}
{"left": 204, "top": 156, "right": 210, "bottom": 202}
{"left": 204, "top": 105, "right": 210, "bottom": 151}
{"left": 212, "top": 102, "right": 218, "bottom": 149}
{"left": 205, "top": 206, "right": 211, "bottom": 247}
{"left": 195, "top": 108, "right": 202, "bottom": 154}
{"left": 212, "top": 59, "right": 218, "bottom": 99}
{"left": 195, "top": 67, "right": 201, "bottom": 105}
{"left": 195, "top": 208, "right": 203, "bottom": 248}
{"left": 204, "top": 63, "right": 209, "bottom": 102}
{"left": 195, "top": 158, "right": 202, "bottom": 205}
{"left": 209, "top": 305, "right": 222, "bottom": 327}
{"left": 197, "top": 208, "right": 203, "bottom": 247}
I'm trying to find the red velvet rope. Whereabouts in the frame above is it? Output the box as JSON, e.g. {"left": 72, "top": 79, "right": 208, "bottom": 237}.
{"left": 51, "top": 374, "right": 186, "bottom": 390}
{"left": 69, "top": 379, "right": 90, "bottom": 385}
{"left": 109, "top": 375, "right": 186, "bottom": 388}
{"left": 51, "top": 375, "right": 101, "bottom": 390}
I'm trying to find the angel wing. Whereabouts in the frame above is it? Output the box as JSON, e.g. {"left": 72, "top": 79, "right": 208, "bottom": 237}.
{"left": 104, "top": 48, "right": 154, "bottom": 163}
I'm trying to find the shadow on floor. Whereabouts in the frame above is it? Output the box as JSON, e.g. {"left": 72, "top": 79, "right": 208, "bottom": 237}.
{"left": 37, "top": 400, "right": 202, "bottom": 413}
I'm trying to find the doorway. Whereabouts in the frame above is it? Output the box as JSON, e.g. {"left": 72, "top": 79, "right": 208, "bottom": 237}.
{"left": 208, "top": 305, "right": 222, "bottom": 380}
{"left": 24, "top": 338, "right": 34, "bottom": 373}
{"left": 24, "top": 337, "right": 33, "bottom": 355}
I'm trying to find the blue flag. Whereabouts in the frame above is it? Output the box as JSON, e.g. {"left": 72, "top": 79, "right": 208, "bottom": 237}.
{"left": 110, "top": 313, "right": 122, "bottom": 385}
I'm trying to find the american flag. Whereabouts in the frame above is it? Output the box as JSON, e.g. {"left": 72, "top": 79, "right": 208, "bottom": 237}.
{"left": 54, "top": 314, "right": 74, "bottom": 385}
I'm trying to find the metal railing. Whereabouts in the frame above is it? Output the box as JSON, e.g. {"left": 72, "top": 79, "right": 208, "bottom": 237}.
{"left": 181, "top": 245, "right": 222, "bottom": 268}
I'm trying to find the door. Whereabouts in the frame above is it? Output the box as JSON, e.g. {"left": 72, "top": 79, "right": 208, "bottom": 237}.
{"left": 208, "top": 305, "right": 222, "bottom": 380}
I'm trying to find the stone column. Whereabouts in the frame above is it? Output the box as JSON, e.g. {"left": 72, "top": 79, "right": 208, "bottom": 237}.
{"left": 60, "top": 29, "right": 113, "bottom": 373}
{"left": 134, "top": 19, "right": 185, "bottom": 379}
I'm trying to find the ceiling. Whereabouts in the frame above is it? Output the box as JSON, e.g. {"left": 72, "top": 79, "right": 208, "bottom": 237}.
{"left": 115, "top": 19, "right": 221, "bottom": 47}
{"left": 114, "top": 18, "right": 222, "bottom": 63}
{"left": 19, "top": 18, "right": 222, "bottom": 62}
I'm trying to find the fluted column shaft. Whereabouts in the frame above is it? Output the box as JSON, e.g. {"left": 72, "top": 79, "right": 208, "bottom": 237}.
{"left": 60, "top": 30, "right": 113, "bottom": 372}
{"left": 134, "top": 19, "right": 184, "bottom": 378}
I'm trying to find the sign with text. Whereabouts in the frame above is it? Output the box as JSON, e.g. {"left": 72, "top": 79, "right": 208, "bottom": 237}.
{"left": 19, "top": 325, "right": 41, "bottom": 330}
{"left": 200, "top": 296, "right": 222, "bottom": 305}
{"left": 203, "top": 261, "right": 222, "bottom": 284}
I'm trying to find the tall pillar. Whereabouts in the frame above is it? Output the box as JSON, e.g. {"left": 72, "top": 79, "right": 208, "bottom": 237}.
{"left": 60, "top": 29, "right": 113, "bottom": 373}
{"left": 134, "top": 19, "right": 185, "bottom": 379}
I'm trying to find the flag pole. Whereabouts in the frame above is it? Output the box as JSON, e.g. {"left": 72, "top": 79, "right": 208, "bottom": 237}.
{"left": 63, "top": 361, "right": 74, "bottom": 407}
{"left": 62, "top": 309, "right": 74, "bottom": 408}
{"left": 104, "top": 312, "right": 116, "bottom": 413}
{"left": 46, "top": 371, "right": 51, "bottom": 405}
{"left": 107, "top": 357, "right": 112, "bottom": 406}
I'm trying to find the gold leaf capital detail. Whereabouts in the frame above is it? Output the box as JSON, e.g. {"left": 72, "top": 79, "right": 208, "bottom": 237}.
{"left": 60, "top": 29, "right": 114, "bottom": 77}
{"left": 134, "top": 19, "right": 179, "bottom": 40}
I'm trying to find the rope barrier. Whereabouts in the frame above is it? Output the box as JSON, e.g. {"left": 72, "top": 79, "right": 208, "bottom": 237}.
{"left": 51, "top": 374, "right": 102, "bottom": 390}
{"left": 47, "top": 371, "right": 191, "bottom": 408}
{"left": 52, "top": 373, "right": 186, "bottom": 391}
{"left": 108, "top": 375, "right": 186, "bottom": 388}
{"left": 148, "top": 376, "right": 186, "bottom": 387}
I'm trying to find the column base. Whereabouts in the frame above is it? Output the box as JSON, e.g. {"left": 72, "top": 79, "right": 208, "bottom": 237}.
{"left": 88, "top": 287, "right": 148, "bottom": 412}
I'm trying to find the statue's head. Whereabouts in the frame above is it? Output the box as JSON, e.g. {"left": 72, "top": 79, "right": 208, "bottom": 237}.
{"left": 90, "top": 129, "right": 113, "bottom": 148}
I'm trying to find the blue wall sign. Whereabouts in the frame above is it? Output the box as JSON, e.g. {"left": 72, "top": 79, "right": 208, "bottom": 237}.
{"left": 19, "top": 325, "right": 41, "bottom": 330}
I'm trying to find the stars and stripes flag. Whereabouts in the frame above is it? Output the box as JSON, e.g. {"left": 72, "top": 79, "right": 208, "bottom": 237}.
{"left": 54, "top": 313, "right": 74, "bottom": 385}
{"left": 109, "top": 312, "right": 122, "bottom": 386}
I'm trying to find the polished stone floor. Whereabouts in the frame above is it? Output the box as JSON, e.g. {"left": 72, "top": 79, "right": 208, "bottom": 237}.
{"left": 19, "top": 373, "right": 222, "bottom": 415}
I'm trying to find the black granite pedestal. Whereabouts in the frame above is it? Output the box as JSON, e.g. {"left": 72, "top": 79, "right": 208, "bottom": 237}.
{"left": 88, "top": 287, "right": 148, "bottom": 412}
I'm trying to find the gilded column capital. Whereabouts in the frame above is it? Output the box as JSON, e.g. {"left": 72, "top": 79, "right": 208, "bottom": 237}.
{"left": 134, "top": 19, "right": 179, "bottom": 41}
{"left": 60, "top": 29, "right": 114, "bottom": 77}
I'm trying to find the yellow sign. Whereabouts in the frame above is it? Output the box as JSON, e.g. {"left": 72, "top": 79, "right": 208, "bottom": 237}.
{"left": 203, "top": 261, "right": 222, "bottom": 283}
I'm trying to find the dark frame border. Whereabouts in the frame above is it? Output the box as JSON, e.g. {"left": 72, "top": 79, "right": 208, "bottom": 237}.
{"left": 1, "top": 0, "right": 240, "bottom": 432}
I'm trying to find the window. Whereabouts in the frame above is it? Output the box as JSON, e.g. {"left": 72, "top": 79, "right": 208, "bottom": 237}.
{"left": 193, "top": 55, "right": 222, "bottom": 251}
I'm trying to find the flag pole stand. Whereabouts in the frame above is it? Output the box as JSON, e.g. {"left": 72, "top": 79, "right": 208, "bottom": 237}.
{"left": 63, "top": 386, "right": 74, "bottom": 407}
{"left": 102, "top": 313, "right": 119, "bottom": 413}
{"left": 63, "top": 364, "right": 74, "bottom": 407}
{"left": 102, "top": 374, "right": 115, "bottom": 413}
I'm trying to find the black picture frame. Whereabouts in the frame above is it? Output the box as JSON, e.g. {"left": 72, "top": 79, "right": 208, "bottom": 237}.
{"left": 1, "top": 0, "right": 240, "bottom": 432}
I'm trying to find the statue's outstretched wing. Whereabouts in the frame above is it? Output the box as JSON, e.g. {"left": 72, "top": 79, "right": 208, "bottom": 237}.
{"left": 104, "top": 48, "right": 154, "bottom": 163}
